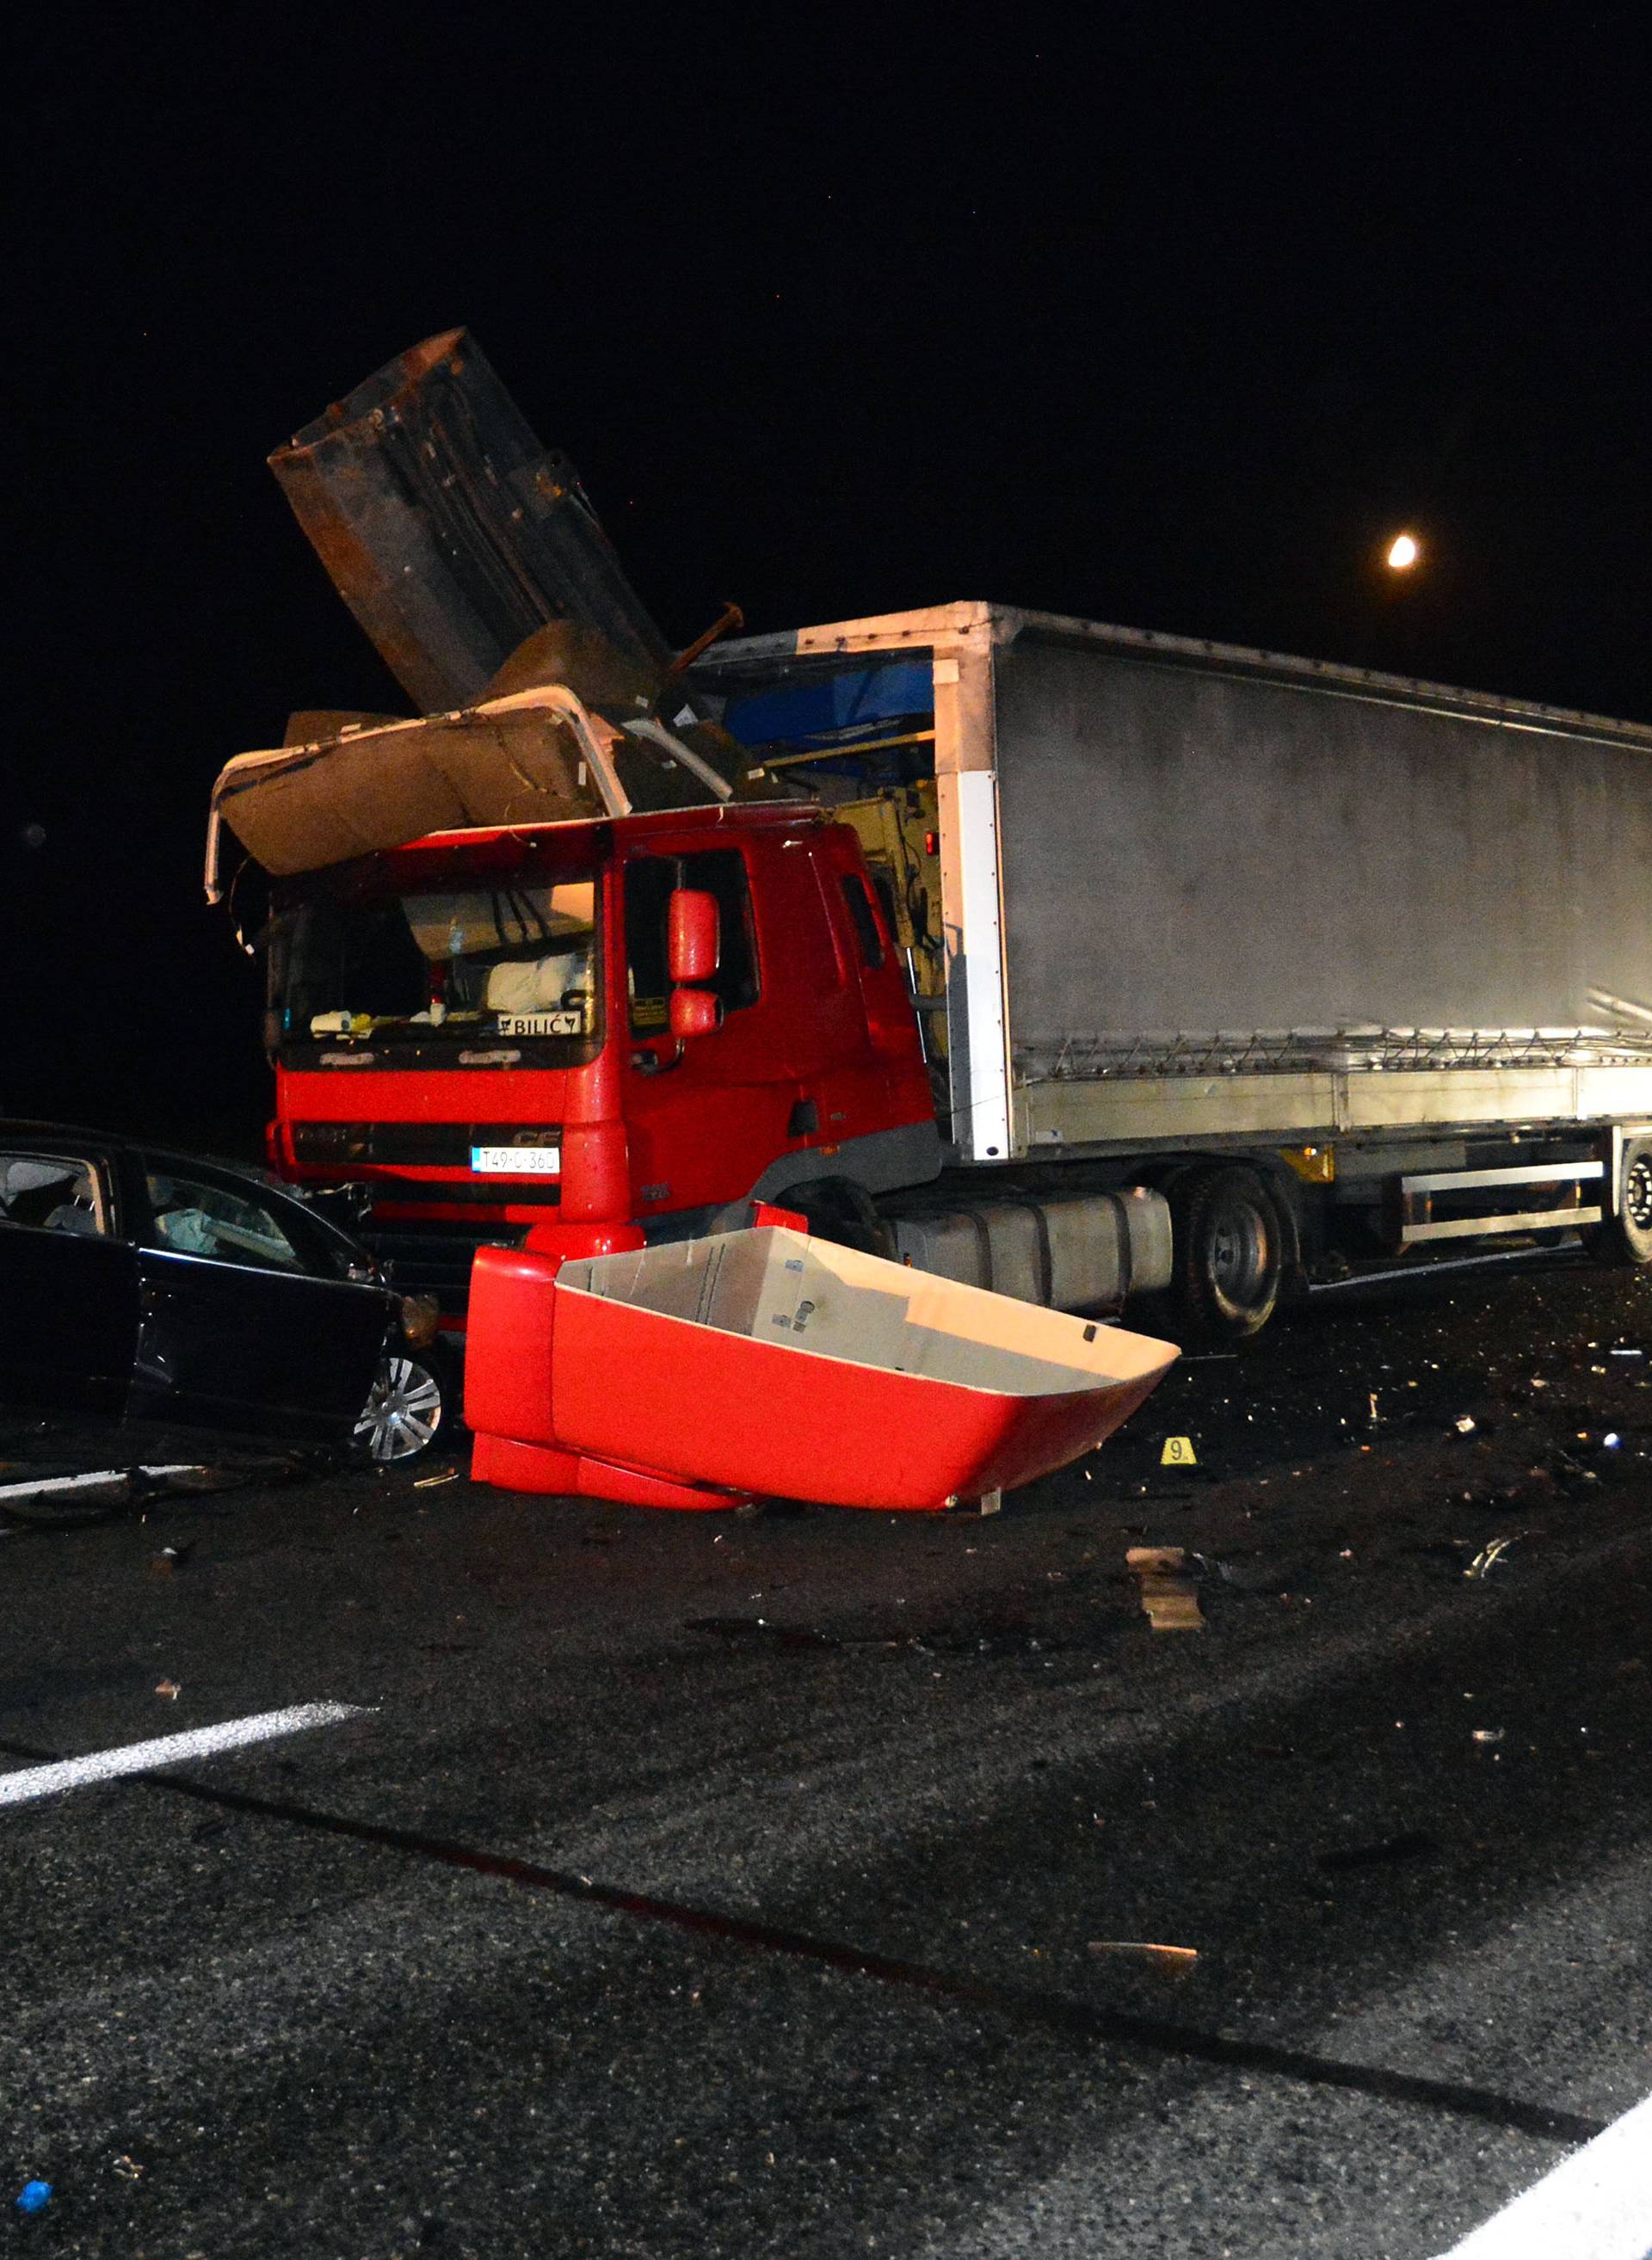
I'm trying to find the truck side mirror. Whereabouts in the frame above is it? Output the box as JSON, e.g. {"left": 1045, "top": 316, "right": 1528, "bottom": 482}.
{"left": 667, "top": 888, "right": 719, "bottom": 983}
{"left": 669, "top": 987, "right": 723, "bottom": 1039}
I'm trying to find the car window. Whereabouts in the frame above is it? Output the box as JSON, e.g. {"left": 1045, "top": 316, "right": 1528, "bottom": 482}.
{"left": 0, "top": 1153, "right": 108, "bottom": 1235}
{"left": 143, "top": 1169, "right": 310, "bottom": 1273}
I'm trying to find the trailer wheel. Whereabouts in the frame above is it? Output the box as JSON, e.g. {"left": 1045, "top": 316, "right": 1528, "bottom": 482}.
{"left": 1587, "top": 1136, "right": 1652, "bottom": 1267}
{"left": 1168, "top": 1165, "right": 1285, "bottom": 1342}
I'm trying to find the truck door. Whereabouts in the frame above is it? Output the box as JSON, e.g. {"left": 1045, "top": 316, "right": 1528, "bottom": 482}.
{"left": 621, "top": 844, "right": 802, "bottom": 1215}
{"left": 127, "top": 1156, "right": 393, "bottom": 1443}
{"left": 0, "top": 1145, "right": 139, "bottom": 1416}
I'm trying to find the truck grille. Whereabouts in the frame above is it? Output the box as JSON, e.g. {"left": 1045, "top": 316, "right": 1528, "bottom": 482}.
{"left": 291, "top": 1122, "right": 560, "bottom": 1167}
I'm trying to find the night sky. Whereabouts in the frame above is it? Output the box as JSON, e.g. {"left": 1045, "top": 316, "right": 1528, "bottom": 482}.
{"left": 9, "top": 9, "right": 1649, "bottom": 1151}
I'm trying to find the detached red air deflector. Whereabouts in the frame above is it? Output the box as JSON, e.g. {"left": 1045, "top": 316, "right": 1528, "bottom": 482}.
{"left": 466, "top": 1226, "right": 1178, "bottom": 1512}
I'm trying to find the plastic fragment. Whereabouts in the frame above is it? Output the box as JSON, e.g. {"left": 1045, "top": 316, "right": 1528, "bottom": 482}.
{"left": 1603, "top": 1433, "right": 1622, "bottom": 1450}
{"left": 15, "top": 2183, "right": 52, "bottom": 2214}
{"left": 1471, "top": 1727, "right": 1505, "bottom": 1744}
{"left": 1454, "top": 1414, "right": 1476, "bottom": 1435}
{"left": 154, "top": 1679, "right": 182, "bottom": 1700}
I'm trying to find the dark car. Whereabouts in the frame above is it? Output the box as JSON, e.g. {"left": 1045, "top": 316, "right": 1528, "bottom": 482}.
{"left": 0, "top": 1123, "right": 447, "bottom": 1460}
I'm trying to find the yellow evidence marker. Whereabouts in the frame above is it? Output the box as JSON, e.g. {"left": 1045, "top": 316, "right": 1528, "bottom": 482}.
{"left": 1160, "top": 1437, "right": 1198, "bottom": 1468}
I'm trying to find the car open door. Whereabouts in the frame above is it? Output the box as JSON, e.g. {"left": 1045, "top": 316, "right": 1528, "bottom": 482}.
{"left": 0, "top": 1145, "right": 139, "bottom": 1416}
{"left": 126, "top": 1155, "right": 394, "bottom": 1444}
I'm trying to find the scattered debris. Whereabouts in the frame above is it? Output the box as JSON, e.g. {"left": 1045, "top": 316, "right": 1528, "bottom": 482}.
{"left": 15, "top": 2183, "right": 52, "bottom": 2215}
{"left": 146, "top": 1542, "right": 194, "bottom": 1577}
{"left": 1317, "top": 1832, "right": 1438, "bottom": 1872}
{"left": 1471, "top": 1727, "right": 1506, "bottom": 1745}
{"left": 1126, "top": 1546, "right": 1205, "bottom": 1631}
{"left": 1464, "top": 1533, "right": 1532, "bottom": 1580}
{"left": 1454, "top": 1414, "right": 1477, "bottom": 1435}
{"left": 683, "top": 1616, "right": 838, "bottom": 1653}
{"left": 1192, "top": 1549, "right": 1306, "bottom": 1596}
{"left": 154, "top": 1679, "right": 182, "bottom": 1701}
{"left": 1087, "top": 1940, "right": 1199, "bottom": 1972}
{"left": 1603, "top": 1433, "right": 1623, "bottom": 1450}
{"left": 413, "top": 1469, "right": 460, "bottom": 1489}
{"left": 112, "top": 2156, "right": 145, "bottom": 2182}
{"left": 1610, "top": 1347, "right": 1644, "bottom": 1360}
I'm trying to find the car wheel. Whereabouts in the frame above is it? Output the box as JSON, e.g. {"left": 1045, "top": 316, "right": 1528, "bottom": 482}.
{"left": 354, "top": 1346, "right": 452, "bottom": 1464}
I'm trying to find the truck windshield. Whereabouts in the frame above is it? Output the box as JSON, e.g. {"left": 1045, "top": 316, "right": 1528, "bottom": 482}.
{"left": 269, "top": 875, "right": 601, "bottom": 1061}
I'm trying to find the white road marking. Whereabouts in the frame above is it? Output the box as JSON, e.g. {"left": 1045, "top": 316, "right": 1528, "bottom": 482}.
{"left": 0, "top": 1463, "right": 208, "bottom": 1508}
{"left": 0, "top": 1703, "right": 370, "bottom": 1807}
{"left": 1434, "top": 2088, "right": 1652, "bottom": 2258}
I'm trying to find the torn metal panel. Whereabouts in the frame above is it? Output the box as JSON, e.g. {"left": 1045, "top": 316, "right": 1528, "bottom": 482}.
{"left": 269, "top": 329, "right": 670, "bottom": 714}
{"left": 206, "top": 684, "right": 761, "bottom": 897}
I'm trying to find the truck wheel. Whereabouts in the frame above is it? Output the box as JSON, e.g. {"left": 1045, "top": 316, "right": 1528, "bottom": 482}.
{"left": 1587, "top": 1136, "right": 1652, "bottom": 1267}
{"left": 786, "top": 1178, "right": 892, "bottom": 1258}
{"left": 1168, "top": 1165, "right": 1285, "bottom": 1342}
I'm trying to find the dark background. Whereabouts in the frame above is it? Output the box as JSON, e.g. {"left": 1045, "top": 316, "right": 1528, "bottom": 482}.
{"left": 7, "top": 6, "right": 1649, "bottom": 1152}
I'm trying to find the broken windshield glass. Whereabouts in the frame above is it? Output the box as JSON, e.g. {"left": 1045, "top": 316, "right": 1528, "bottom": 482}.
{"left": 270, "top": 876, "right": 601, "bottom": 1060}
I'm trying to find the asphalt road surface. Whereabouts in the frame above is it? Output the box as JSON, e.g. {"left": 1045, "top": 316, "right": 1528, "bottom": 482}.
{"left": 3, "top": 1251, "right": 1649, "bottom": 2258}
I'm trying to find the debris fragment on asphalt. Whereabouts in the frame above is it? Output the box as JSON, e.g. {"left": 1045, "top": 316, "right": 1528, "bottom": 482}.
{"left": 1471, "top": 1727, "right": 1506, "bottom": 1744}
{"left": 1126, "top": 1546, "right": 1205, "bottom": 1631}
{"left": 112, "top": 2155, "right": 145, "bottom": 2181}
{"left": 1316, "top": 1831, "right": 1438, "bottom": 1872}
{"left": 154, "top": 1678, "right": 182, "bottom": 1701}
{"left": 1454, "top": 1414, "right": 1477, "bottom": 1434}
{"left": 15, "top": 2183, "right": 52, "bottom": 2215}
{"left": 1464, "top": 1533, "right": 1531, "bottom": 1580}
{"left": 1087, "top": 1940, "right": 1199, "bottom": 1971}
{"left": 413, "top": 1469, "right": 460, "bottom": 1489}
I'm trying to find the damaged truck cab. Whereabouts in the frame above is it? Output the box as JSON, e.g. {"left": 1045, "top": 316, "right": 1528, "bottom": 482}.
{"left": 261, "top": 800, "right": 941, "bottom": 1299}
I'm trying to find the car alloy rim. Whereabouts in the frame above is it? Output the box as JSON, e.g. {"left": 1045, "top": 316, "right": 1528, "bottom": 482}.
{"left": 355, "top": 1355, "right": 444, "bottom": 1463}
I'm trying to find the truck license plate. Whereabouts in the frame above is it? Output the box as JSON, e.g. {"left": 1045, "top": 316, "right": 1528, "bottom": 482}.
{"left": 471, "top": 1146, "right": 562, "bottom": 1175}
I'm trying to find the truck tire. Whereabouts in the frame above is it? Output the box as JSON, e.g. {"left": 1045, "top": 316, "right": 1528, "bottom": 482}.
{"left": 786, "top": 1178, "right": 893, "bottom": 1258}
{"left": 1587, "top": 1136, "right": 1652, "bottom": 1268}
{"left": 1168, "top": 1164, "right": 1285, "bottom": 1342}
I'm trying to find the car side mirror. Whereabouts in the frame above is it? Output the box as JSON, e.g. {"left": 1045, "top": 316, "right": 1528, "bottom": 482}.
{"left": 667, "top": 888, "right": 719, "bottom": 983}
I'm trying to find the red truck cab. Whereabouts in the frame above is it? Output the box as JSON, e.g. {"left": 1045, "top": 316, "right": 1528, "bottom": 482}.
{"left": 266, "top": 801, "right": 940, "bottom": 1317}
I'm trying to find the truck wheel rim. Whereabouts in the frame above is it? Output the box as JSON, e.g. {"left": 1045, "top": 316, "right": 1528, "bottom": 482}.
{"left": 1627, "top": 1156, "right": 1652, "bottom": 1233}
{"left": 355, "top": 1356, "right": 444, "bottom": 1463}
{"left": 1209, "top": 1198, "right": 1272, "bottom": 1308}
